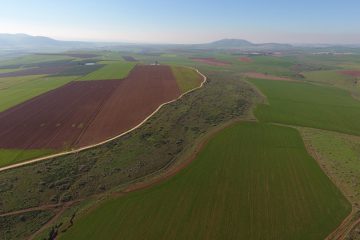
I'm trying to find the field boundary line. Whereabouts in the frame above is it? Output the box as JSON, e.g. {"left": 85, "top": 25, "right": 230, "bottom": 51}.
{"left": 0, "top": 67, "right": 207, "bottom": 173}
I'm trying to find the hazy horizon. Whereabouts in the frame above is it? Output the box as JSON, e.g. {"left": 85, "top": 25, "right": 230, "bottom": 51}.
{"left": 1, "top": 0, "right": 360, "bottom": 44}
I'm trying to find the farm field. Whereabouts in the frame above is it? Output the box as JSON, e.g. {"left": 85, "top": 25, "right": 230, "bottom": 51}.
{"left": 299, "top": 127, "right": 360, "bottom": 205}
{"left": 77, "top": 61, "right": 136, "bottom": 80}
{"left": 0, "top": 54, "right": 75, "bottom": 67}
{"left": 0, "top": 65, "right": 71, "bottom": 77}
{"left": 1, "top": 50, "right": 360, "bottom": 239}
{"left": 190, "top": 57, "right": 231, "bottom": 66}
{"left": 0, "top": 65, "right": 186, "bottom": 151}
{"left": 171, "top": 66, "right": 203, "bottom": 93}
{"left": 302, "top": 69, "right": 360, "bottom": 98}
{"left": 244, "top": 72, "right": 294, "bottom": 81}
{"left": 0, "top": 80, "right": 121, "bottom": 150}
{"left": 302, "top": 70, "right": 353, "bottom": 86}
{"left": 250, "top": 79, "right": 360, "bottom": 135}
{"left": 76, "top": 65, "right": 182, "bottom": 146}
{"left": 0, "top": 75, "right": 76, "bottom": 112}
{"left": 59, "top": 122, "right": 350, "bottom": 240}
{"left": 0, "top": 149, "right": 53, "bottom": 168}
{"left": 0, "top": 67, "right": 256, "bottom": 238}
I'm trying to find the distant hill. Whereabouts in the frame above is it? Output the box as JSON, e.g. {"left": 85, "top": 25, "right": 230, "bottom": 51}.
{"left": 5, "top": 34, "right": 357, "bottom": 54}
{"left": 0, "top": 33, "right": 99, "bottom": 51}
{"left": 195, "top": 38, "right": 293, "bottom": 50}
{"left": 208, "top": 39, "right": 254, "bottom": 48}
{"left": 0, "top": 33, "right": 59, "bottom": 47}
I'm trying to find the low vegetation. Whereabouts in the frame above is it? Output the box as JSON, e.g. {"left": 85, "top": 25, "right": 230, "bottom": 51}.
{"left": 0, "top": 210, "right": 55, "bottom": 240}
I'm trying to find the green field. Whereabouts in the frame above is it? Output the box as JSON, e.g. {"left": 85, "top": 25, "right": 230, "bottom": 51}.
{"left": 303, "top": 70, "right": 351, "bottom": 84}
{"left": 250, "top": 79, "right": 360, "bottom": 135}
{"left": 302, "top": 69, "right": 360, "bottom": 99}
{"left": 171, "top": 66, "right": 203, "bottom": 93}
{"left": 0, "top": 67, "right": 34, "bottom": 74}
{"left": 0, "top": 149, "right": 53, "bottom": 168}
{"left": 59, "top": 123, "right": 350, "bottom": 240}
{"left": 0, "top": 54, "right": 75, "bottom": 66}
{"left": 0, "top": 75, "right": 76, "bottom": 112}
{"left": 77, "top": 61, "right": 135, "bottom": 81}
{"left": 299, "top": 127, "right": 360, "bottom": 204}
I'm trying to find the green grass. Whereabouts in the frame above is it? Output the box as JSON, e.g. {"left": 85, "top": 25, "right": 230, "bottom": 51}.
{"left": 250, "top": 79, "right": 360, "bottom": 135}
{"left": 77, "top": 61, "right": 135, "bottom": 81}
{"left": 171, "top": 66, "right": 203, "bottom": 93}
{"left": 303, "top": 70, "right": 350, "bottom": 83}
{"left": 59, "top": 122, "right": 350, "bottom": 240}
{"left": 302, "top": 69, "right": 360, "bottom": 98}
{"left": 299, "top": 127, "right": 360, "bottom": 204}
{"left": 0, "top": 67, "right": 33, "bottom": 73}
{"left": 0, "top": 75, "right": 76, "bottom": 112}
{"left": 0, "top": 54, "right": 74, "bottom": 66}
{"left": 0, "top": 149, "right": 54, "bottom": 168}
{"left": 303, "top": 70, "right": 357, "bottom": 87}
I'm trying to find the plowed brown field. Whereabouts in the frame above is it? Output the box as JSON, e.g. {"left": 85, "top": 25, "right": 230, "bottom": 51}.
{"left": 77, "top": 65, "right": 180, "bottom": 146}
{"left": 0, "top": 65, "right": 181, "bottom": 149}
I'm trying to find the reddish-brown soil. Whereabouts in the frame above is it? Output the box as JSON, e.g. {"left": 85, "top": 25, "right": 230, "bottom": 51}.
{"left": 0, "top": 66, "right": 70, "bottom": 77}
{"left": 339, "top": 70, "right": 360, "bottom": 77}
{"left": 77, "top": 65, "right": 181, "bottom": 146}
{"left": 0, "top": 65, "right": 181, "bottom": 149}
{"left": 244, "top": 72, "right": 294, "bottom": 81}
{"left": 0, "top": 80, "right": 120, "bottom": 149}
{"left": 239, "top": 57, "right": 252, "bottom": 63}
{"left": 190, "top": 57, "right": 231, "bottom": 66}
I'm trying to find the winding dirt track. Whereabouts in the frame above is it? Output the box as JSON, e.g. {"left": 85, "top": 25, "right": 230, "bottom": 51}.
{"left": 0, "top": 67, "right": 206, "bottom": 173}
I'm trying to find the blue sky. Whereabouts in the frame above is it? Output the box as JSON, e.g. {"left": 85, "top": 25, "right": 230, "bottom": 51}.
{"left": 0, "top": 0, "right": 359, "bottom": 44}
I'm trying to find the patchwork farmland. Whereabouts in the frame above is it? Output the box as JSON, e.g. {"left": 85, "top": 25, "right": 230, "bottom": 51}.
{"left": 190, "top": 57, "right": 231, "bottom": 66}
{"left": 0, "top": 61, "right": 203, "bottom": 166}
{"left": 1, "top": 46, "right": 360, "bottom": 240}
{"left": 0, "top": 65, "right": 201, "bottom": 151}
